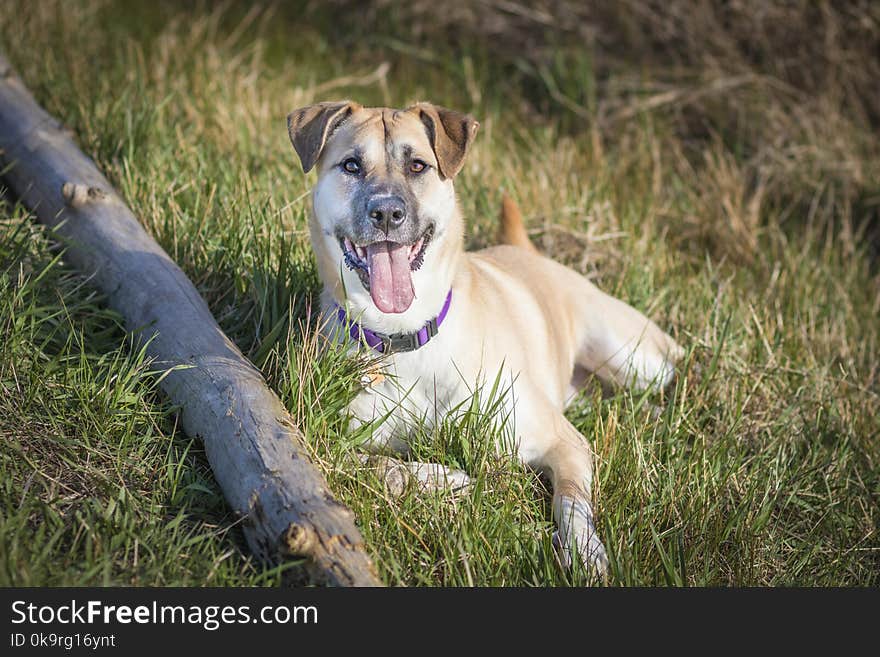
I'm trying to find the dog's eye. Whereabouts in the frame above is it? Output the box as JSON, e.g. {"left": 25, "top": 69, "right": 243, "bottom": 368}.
{"left": 341, "top": 158, "right": 361, "bottom": 174}
{"left": 410, "top": 159, "right": 429, "bottom": 174}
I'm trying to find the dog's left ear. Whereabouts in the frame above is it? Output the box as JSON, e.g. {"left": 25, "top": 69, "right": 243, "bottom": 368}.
{"left": 411, "top": 103, "right": 479, "bottom": 180}
{"left": 287, "top": 101, "right": 361, "bottom": 173}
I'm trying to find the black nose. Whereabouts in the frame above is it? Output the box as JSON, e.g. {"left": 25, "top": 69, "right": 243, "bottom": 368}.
{"left": 367, "top": 195, "right": 407, "bottom": 232}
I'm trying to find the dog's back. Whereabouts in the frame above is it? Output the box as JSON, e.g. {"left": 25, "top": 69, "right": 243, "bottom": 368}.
{"left": 473, "top": 196, "right": 681, "bottom": 397}
{"left": 458, "top": 199, "right": 589, "bottom": 406}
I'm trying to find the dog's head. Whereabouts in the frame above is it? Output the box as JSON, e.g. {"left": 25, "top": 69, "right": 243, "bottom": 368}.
{"left": 287, "top": 101, "right": 478, "bottom": 321}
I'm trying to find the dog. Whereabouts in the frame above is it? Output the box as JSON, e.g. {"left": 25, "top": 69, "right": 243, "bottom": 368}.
{"left": 287, "top": 101, "right": 683, "bottom": 576}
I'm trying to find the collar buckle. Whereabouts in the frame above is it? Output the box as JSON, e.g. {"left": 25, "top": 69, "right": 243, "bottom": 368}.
{"left": 383, "top": 330, "right": 420, "bottom": 353}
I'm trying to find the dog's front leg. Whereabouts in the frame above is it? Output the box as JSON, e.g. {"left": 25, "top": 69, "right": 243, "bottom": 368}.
{"left": 544, "top": 430, "right": 609, "bottom": 578}
{"left": 513, "top": 390, "right": 609, "bottom": 577}
{"left": 346, "top": 389, "right": 471, "bottom": 496}
{"left": 346, "top": 387, "right": 412, "bottom": 455}
{"left": 551, "top": 472, "right": 608, "bottom": 577}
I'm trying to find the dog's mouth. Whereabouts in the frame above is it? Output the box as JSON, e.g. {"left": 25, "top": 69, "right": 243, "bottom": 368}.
{"left": 339, "top": 224, "right": 434, "bottom": 314}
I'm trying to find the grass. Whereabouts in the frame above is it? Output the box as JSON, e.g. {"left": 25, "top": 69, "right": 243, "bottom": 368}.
{"left": 0, "top": 0, "right": 877, "bottom": 586}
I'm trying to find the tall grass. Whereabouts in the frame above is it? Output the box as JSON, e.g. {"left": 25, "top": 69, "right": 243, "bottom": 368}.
{"left": 0, "top": 1, "right": 877, "bottom": 585}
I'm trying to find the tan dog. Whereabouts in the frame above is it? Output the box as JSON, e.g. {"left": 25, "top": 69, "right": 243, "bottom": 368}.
{"left": 287, "top": 101, "right": 683, "bottom": 576}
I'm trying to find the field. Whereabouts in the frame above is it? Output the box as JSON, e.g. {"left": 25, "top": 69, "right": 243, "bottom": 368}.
{"left": 0, "top": 1, "right": 877, "bottom": 586}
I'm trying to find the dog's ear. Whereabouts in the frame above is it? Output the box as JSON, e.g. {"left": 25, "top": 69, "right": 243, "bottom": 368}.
{"left": 411, "top": 103, "right": 479, "bottom": 180}
{"left": 287, "top": 101, "right": 361, "bottom": 173}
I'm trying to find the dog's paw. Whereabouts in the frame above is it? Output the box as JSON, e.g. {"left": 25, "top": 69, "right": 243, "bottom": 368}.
{"left": 357, "top": 454, "right": 471, "bottom": 497}
{"left": 553, "top": 497, "right": 609, "bottom": 579}
{"left": 408, "top": 461, "right": 472, "bottom": 493}
{"left": 552, "top": 528, "right": 609, "bottom": 578}
{"left": 619, "top": 327, "right": 685, "bottom": 393}
{"left": 631, "top": 342, "right": 682, "bottom": 392}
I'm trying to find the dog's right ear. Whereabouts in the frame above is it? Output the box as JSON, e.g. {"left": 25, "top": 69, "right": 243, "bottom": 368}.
{"left": 287, "top": 101, "right": 361, "bottom": 173}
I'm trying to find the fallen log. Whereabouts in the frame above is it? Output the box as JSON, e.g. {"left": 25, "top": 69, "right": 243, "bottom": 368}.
{"left": 0, "top": 54, "right": 382, "bottom": 586}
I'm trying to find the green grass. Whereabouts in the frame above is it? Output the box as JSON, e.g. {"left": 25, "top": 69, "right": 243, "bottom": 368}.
{"left": 0, "top": 1, "right": 877, "bottom": 586}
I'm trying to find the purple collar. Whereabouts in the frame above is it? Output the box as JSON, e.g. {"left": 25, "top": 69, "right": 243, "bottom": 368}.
{"left": 335, "top": 289, "right": 453, "bottom": 354}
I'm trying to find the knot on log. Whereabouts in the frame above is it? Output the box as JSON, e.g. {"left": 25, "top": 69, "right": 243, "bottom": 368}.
{"left": 61, "top": 182, "right": 107, "bottom": 207}
{"left": 284, "top": 522, "right": 320, "bottom": 557}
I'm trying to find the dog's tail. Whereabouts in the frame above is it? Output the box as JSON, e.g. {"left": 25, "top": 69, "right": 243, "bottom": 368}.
{"left": 498, "top": 194, "right": 537, "bottom": 253}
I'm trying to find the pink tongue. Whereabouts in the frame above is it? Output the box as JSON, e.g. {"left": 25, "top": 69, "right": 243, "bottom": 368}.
{"left": 367, "top": 241, "right": 415, "bottom": 313}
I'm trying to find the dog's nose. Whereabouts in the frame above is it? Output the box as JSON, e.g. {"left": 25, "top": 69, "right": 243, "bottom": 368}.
{"left": 367, "top": 195, "right": 407, "bottom": 232}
